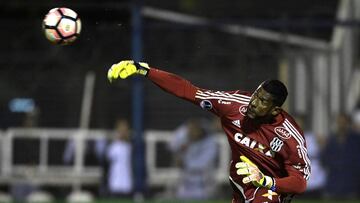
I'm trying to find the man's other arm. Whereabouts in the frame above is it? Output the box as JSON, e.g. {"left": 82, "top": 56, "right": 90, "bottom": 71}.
{"left": 274, "top": 165, "right": 307, "bottom": 194}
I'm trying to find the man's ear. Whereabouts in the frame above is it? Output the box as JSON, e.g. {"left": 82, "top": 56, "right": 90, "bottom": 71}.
{"left": 271, "top": 106, "right": 282, "bottom": 116}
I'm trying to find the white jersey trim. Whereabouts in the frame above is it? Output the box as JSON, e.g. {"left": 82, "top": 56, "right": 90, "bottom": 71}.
{"left": 196, "top": 90, "right": 250, "bottom": 104}
{"left": 283, "top": 119, "right": 311, "bottom": 180}
{"left": 197, "top": 90, "right": 251, "bottom": 101}
{"left": 233, "top": 92, "right": 251, "bottom": 99}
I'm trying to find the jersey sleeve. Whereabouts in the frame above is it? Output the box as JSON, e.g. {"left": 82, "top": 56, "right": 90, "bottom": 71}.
{"left": 147, "top": 68, "right": 251, "bottom": 117}
{"left": 274, "top": 120, "right": 311, "bottom": 194}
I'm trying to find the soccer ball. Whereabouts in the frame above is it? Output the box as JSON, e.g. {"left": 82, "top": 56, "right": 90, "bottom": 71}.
{"left": 42, "top": 8, "right": 81, "bottom": 45}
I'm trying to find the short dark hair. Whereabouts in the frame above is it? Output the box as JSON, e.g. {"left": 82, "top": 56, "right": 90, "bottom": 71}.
{"left": 261, "top": 80, "right": 288, "bottom": 107}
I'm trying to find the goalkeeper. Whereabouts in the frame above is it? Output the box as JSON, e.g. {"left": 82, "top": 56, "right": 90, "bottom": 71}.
{"left": 107, "top": 61, "right": 311, "bottom": 203}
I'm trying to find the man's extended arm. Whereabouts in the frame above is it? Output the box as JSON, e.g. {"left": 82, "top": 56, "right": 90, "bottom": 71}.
{"left": 107, "top": 60, "right": 239, "bottom": 117}
{"left": 107, "top": 60, "right": 199, "bottom": 103}
{"left": 147, "top": 68, "right": 199, "bottom": 103}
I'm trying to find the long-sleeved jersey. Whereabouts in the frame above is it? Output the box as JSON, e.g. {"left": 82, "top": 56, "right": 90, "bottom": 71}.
{"left": 148, "top": 68, "right": 310, "bottom": 203}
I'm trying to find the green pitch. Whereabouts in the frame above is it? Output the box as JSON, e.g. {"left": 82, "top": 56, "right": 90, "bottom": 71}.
{"left": 76, "top": 199, "right": 360, "bottom": 203}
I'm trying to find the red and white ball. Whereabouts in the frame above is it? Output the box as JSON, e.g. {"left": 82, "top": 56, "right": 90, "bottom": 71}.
{"left": 43, "top": 8, "right": 81, "bottom": 45}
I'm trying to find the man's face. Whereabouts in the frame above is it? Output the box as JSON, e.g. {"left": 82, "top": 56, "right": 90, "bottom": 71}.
{"left": 246, "top": 87, "right": 276, "bottom": 119}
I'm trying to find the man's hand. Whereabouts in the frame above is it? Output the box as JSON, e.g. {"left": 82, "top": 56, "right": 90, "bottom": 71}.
{"left": 107, "top": 60, "right": 150, "bottom": 82}
{"left": 236, "top": 156, "right": 275, "bottom": 190}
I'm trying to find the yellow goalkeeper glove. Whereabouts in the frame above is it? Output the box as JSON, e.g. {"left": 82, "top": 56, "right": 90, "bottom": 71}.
{"left": 236, "top": 156, "right": 275, "bottom": 190}
{"left": 107, "top": 60, "right": 150, "bottom": 82}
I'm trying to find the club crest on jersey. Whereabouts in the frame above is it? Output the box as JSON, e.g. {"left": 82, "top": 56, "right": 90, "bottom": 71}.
{"left": 239, "top": 105, "right": 247, "bottom": 116}
{"left": 274, "top": 126, "right": 291, "bottom": 140}
{"left": 270, "top": 137, "right": 284, "bottom": 152}
{"left": 200, "top": 100, "right": 213, "bottom": 110}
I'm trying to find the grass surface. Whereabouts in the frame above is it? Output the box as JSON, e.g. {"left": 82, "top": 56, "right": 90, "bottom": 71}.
{"left": 75, "top": 199, "right": 360, "bottom": 203}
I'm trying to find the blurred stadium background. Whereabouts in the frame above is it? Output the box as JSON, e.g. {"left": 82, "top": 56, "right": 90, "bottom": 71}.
{"left": 1, "top": 0, "right": 360, "bottom": 202}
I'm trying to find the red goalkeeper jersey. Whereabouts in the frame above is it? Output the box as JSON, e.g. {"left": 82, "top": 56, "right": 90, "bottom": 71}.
{"left": 148, "top": 68, "right": 310, "bottom": 203}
